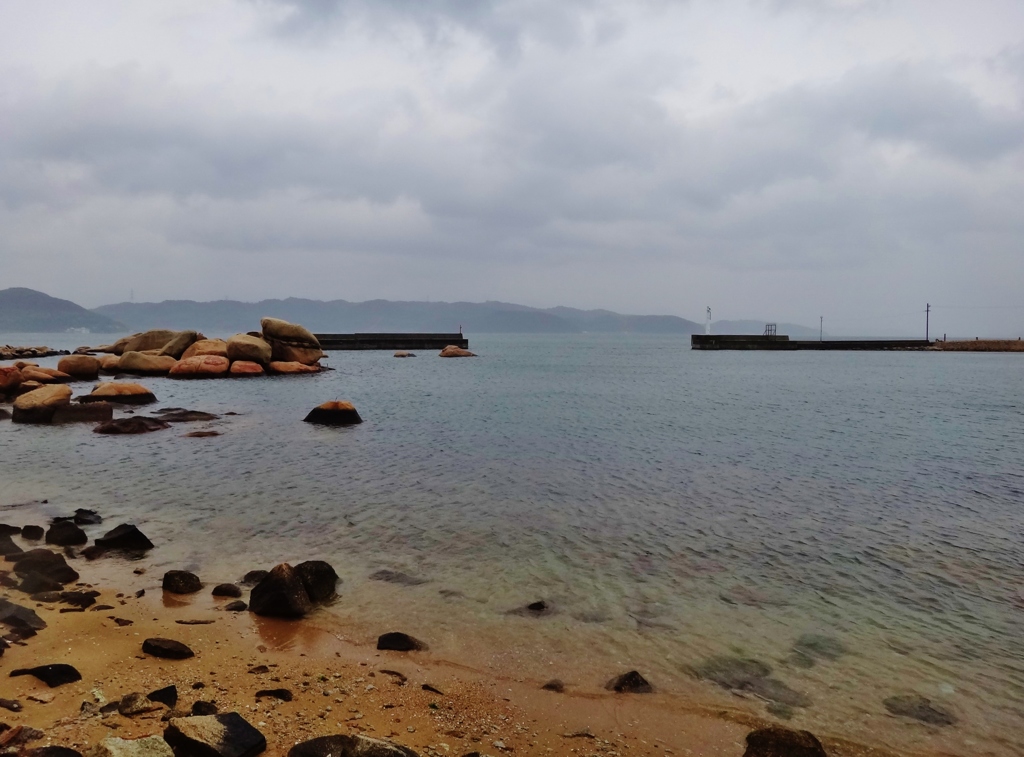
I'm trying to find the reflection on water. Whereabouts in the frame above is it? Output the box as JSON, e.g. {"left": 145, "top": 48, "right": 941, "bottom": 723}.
{"left": 2, "top": 332, "right": 1024, "bottom": 755}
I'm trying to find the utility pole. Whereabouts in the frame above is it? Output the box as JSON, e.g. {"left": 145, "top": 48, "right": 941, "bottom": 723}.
{"left": 926, "top": 303, "right": 930, "bottom": 342}
{"left": 820, "top": 316, "right": 823, "bottom": 342}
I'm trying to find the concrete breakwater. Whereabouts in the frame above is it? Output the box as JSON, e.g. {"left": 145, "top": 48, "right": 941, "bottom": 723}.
{"left": 691, "top": 335, "right": 932, "bottom": 350}
{"left": 315, "top": 332, "right": 469, "bottom": 350}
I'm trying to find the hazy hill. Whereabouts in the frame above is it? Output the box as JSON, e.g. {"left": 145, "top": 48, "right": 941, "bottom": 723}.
{"left": 93, "top": 298, "right": 705, "bottom": 335}
{"left": 0, "top": 287, "right": 125, "bottom": 333}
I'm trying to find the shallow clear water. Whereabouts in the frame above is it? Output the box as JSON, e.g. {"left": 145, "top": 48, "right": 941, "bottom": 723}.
{"left": 3, "top": 333, "right": 1023, "bottom": 755}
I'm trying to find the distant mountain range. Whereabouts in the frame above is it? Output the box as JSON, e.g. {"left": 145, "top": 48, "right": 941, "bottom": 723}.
{"left": 0, "top": 287, "right": 817, "bottom": 337}
{"left": 0, "top": 288, "right": 125, "bottom": 334}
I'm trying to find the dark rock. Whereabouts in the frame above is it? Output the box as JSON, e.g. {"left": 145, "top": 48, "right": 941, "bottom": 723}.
{"left": 191, "top": 701, "right": 219, "bottom": 716}
{"left": 118, "top": 691, "right": 165, "bottom": 716}
{"left": 211, "top": 584, "right": 242, "bottom": 598}
{"left": 142, "top": 638, "right": 195, "bottom": 660}
{"left": 45, "top": 521, "right": 87, "bottom": 547}
{"left": 59, "top": 591, "right": 98, "bottom": 609}
{"left": 377, "top": 632, "right": 427, "bottom": 652}
{"left": 742, "top": 727, "right": 827, "bottom": 757}
{"left": 294, "top": 561, "right": 339, "bottom": 603}
{"left": 22, "top": 748, "right": 84, "bottom": 757}
{"left": 164, "top": 712, "right": 266, "bottom": 757}
{"left": 303, "top": 401, "right": 362, "bottom": 426}
{"left": 288, "top": 735, "right": 419, "bottom": 757}
{"left": 0, "top": 535, "right": 22, "bottom": 557}
{"left": 247, "top": 665, "right": 269, "bottom": 674}
{"left": 369, "top": 570, "right": 427, "bottom": 587}
{"left": 0, "top": 698, "right": 22, "bottom": 712}
{"left": 508, "top": 600, "right": 554, "bottom": 617}
{"left": 185, "top": 431, "right": 222, "bottom": 438}
{"left": 21, "top": 525, "right": 44, "bottom": 541}
{"left": 176, "top": 619, "right": 215, "bottom": 625}
{"left": 0, "top": 599, "right": 47, "bottom": 631}
{"left": 691, "top": 656, "right": 809, "bottom": 708}
{"left": 51, "top": 403, "right": 113, "bottom": 424}
{"left": 224, "top": 600, "right": 247, "bottom": 612}
{"left": 163, "top": 570, "right": 203, "bottom": 594}
{"left": 883, "top": 694, "right": 956, "bottom": 726}
{"left": 0, "top": 524, "right": 21, "bottom": 537}
{"left": 154, "top": 409, "right": 219, "bottom": 422}
{"left": 11, "top": 549, "right": 79, "bottom": 584}
{"left": 248, "top": 564, "right": 313, "bottom": 619}
{"left": 241, "top": 570, "right": 268, "bottom": 586}
{"left": 541, "top": 679, "right": 565, "bottom": 692}
{"left": 606, "top": 671, "right": 653, "bottom": 693}
{"left": 255, "top": 688, "right": 293, "bottom": 702}
{"left": 93, "top": 417, "right": 171, "bottom": 434}
{"left": 73, "top": 508, "right": 102, "bottom": 525}
{"left": 148, "top": 685, "right": 178, "bottom": 708}
{"left": 193, "top": 682, "right": 207, "bottom": 689}
{"left": 94, "top": 524, "right": 154, "bottom": 553}
{"left": 10, "top": 664, "right": 82, "bottom": 687}
{"left": 19, "top": 572, "right": 64, "bottom": 594}
{"left": 421, "top": 683, "right": 443, "bottom": 695}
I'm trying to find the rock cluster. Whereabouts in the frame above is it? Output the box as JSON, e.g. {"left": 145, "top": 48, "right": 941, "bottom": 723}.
{"left": 248, "top": 562, "right": 339, "bottom": 618}
{"left": 0, "top": 345, "right": 68, "bottom": 361}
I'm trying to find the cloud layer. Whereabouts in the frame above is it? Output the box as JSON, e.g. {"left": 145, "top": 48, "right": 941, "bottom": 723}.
{"left": 1, "top": 0, "right": 1022, "bottom": 334}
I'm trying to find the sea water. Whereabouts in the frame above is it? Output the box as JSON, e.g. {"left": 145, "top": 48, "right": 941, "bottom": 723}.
{"left": 2, "top": 333, "right": 1023, "bottom": 755}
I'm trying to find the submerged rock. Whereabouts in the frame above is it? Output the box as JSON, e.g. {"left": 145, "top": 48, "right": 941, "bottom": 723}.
{"left": 162, "top": 570, "right": 202, "bottom": 594}
{"left": 303, "top": 401, "right": 362, "bottom": 426}
{"left": 164, "top": 712, "right": 266, "bottom": 757}
{"left": 369, "top": 569, "right": 427, "bottom": 586}
{"left": 153, "top": 409, "right": 219, "bottom": 423}
{"left": 93, "top": 417, "right": 171, "bottom": 434}
{"left": 10, "top": 663, "right": 82, "bottom": 687}
{"left": 742, "top": 727, "right": 827, "bottom": 757}
{"left": 288, "top": 735, "right": 419, "bottom": 757}
{"left": 605, "top": 671, "right": 653, "bottom": 693}
{"left": 883, "top": 694, "right": 956, "bottom": 726}
{"left": 508, "top": 600, "right": 555, "bottom": 617}
{"left": 393, "top": 352, "right": 415, "bottom": 358}
{"left": 790, "top": 634, "right": 847, "bottom": 668}
{"left": 691, "top": 656, "right": 810, "bottom": 708}
{"left": 142, "top": 638, "right": 195, "bottom": 660}
{"left": 438, "top": 345, "right": 476, "bottom": 357}
{"left": 52, "top": 403, "right": 114, "bottom": 424}
{"left": 377, "top": 632, "right": 427, "bottom": 652}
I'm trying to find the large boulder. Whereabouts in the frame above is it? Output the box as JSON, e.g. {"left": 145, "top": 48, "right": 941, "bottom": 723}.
{"left": 0, "top": 365, "right": 24, "bottom": 393}
{"left": 119, "top": 352, "right": 178, "bottom": 375}
{"left": 169, "top": 355, "right": 230, "bottom": 379}
{"left": 46, "top": 521, "right": 87, "bottom": 546}
{"left": 164, "top": 713, "right": 266, "bottom": 757}
{"left": 79, "top": 382, "right": 156, "bottom": 405}
{"left": 11, "top": 549, "right": 79, "bottom": 584}
{"left": 57, "top": 355, "right": 100, "bottom": 380}
{"left": 742, "top": 727, "right": 827, "bottom": 757}
{"left": 229, "top": 361, "right": 264, "bottom": 377}
{"left": 226, "top": 334, "right": 272, "bottom": 365}
{"left": 21, "top": 366, "right": 73, "bottom": 383}
{"left": 294, "top": 561, "right": 339, "bottom": 603}
{"left": 94, "top": 524, "right": 154, "bottom": 552}
{"left": 260, "top": 317, "right": 323, "bottom": 365}
{"left": 288, "top": 735, "right": 419, "bottom": 757}
{"left": 110, "top": 334, "right": 136, "bottom": 355}
{"left": 99, "top": 355, "right": 122, "bottom": 373}
{"left": 158, "top": 331, "right": 200, "bottom": 359}
{"left": 248, "top": 563, "right": 313, "bottom": 618}
{"left": 85, "top": 735, "right": 174, "bottom": 757}
{"left": 303, "top": 401, "right": 362, "bottom": 426}
{"left": 12, "top": 385, "right": 72, "bottom": 423}
{"left": 123, "top": 330, "right": 179, "bottom": 354}
{"left": 439, "top": 345, "right": 476, "bottom": 358}
{"left": 268, "top": 361, "right": 319, "bottom": 375}
{"left": 181, "top": 339, "right": 229, "bottom": 361}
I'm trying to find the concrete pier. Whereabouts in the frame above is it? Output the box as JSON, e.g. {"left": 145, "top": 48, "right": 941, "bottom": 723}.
{"left": 315, "top": 333, "right": 469, "bottom": 351}
{"left": 691, "top": 335, "right": 931, "bottom": 350}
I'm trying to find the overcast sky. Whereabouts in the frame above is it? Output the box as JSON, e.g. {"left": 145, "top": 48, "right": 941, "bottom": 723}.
{"left": 2, "top": 0, "right": 1022, "bottom": 335}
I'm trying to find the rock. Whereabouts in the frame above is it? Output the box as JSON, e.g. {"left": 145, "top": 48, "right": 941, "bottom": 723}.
{"left": 158, "top": 331, "right": 200, "bottom": 359}
{"left": 0, "top": 698, "right": 23, "bottom": 712}
{"left": 295, "top": 560, "right": 339, "bottom": 603}
{"left": 0, "top": 534, "right": 21, "bottom": 557}
{"left": 541, "top": 680, "right": 565, "bottom": 692}
{"left": 85, "top": 735, "right": 174, "bottom": 757}
{"left": 0, "top": 523, "right": 21, "bottom": 536}
{"left": 393, "top": 352, "right": 415, "bottom": 358}
{"left": 168, "top": 355, "right": 230, "bottom": 379}
{"left": 93, "top": 417, "right": 171, "bottom": 434}
{"left": 94, "top": 524, "right": 154, "bottom": 552}
{"left": 509, "top": 600, "right": 554, "bottom": 617}
{"left": 883, "top": 694, "right": 956, "bottom": 726}
{"left": 163, "top": 570, "right": 203, "bottom": 594}
{"left": 164, "top": 712, "right": 266, "bottom": 757}
{"left": 10, "top": 663, "right": 82, "bottom": 687}
{"left": 57, "top": 355, "right": 100, "bottom": 380}
{"left": 742, "top": 727, "right": 827, "bottom": 757}
{"left": 19, "top": 572, "right": 64, "bottom": 593}
{"left": 439, "top": 345, "right": 475, "bottom": 357}
{"left": 17, "top": 379, "right": 44, "bottom": 392}
{"left": 123, "top": 330, "right": 179, "bottom": 354}
{"left": 185, "top": 431, "right": 222, "bottom": 438}
{"left": 303, "top": 401, "right": 362, "bottom": 426}
{"left": 79, "top": 382, "right": 157, "bottom": 405}
{"left": 606, "top": 671, "right": 653, "bottom": 693}
{"left": 267, "top": 361, "right": 319, "bottom": 375}
{"left": 191, "top": 701, "right": 219, "bottom": 716}
{"left": 229, "top": 361, "right": 264, "bottom": 376}
{"left": 0, "top": 598, "right": 47, "bottom": 631}
{"left": 24, "top": 746, "right": 83, "bottom": 757}
{"left": 11, "top": 549, "right": 79, "bottom": 584}
{"left": 377, "top": 632, "right": 427, "bottom": 652}
{"left": 46, "top": 521, "right": 88, "bottom": 546}
{"left": 241, "top": 570, "right": 268, "bottom": 585}
{"left": 142, "top": 638, "right": 195, "bottom": 660}
{"left": 369, "top": 570, "right": 427, "bottom": 586}
{"left": 288, "top": 735, "right": 419, "bottom": 757}
{"left": 248, "top": 564, "right": 313, "bottom": 618}
{"left": 154, "top": 409, "right": 219, "bottom": 422}
{"left": 254, "top": 688, "right": 293, "bottom": 702}
{"left": 147, "top": 685, "right": 178, "bottom": 708}
{"left": 99, "top": 355, "right": 122, "bottom": 373}
{"left": 12, "top": 385, "right": 72, "bottom": 423}
{"left": 261, "top": 317, "right": 323, "bottom": 365}
{"left": 21, "top": 366, "right": 74, "bottom": 383}
{"left": 691, "top": 656, "right": 809, "bottom": 708}
{"left": 180, "top": 339, "right": 229, "bottom": 361}
{"left": 224, "top": 601, "right": 247, "bottom": 612}
{"left": 790, "top": 634, "right": 847, "bottom": 668}
{"left": 21, "top": 525, "right": 44, "bottom": 540}
{"left": 52, "top": 403, "right": 114, "bottom": 424}
{"left": 0, "top": 366, "right": 23, "bottom": 393}
{"left": 118, "top": 692, "right": 165, "bottom": 716}
{"left": 227, "top": 335, "right": 272, "bottom": 365}
{"left": 0, "top": 407, "right": 10, "bottom": 420}
{"left": 118, "top": 352, "right": 178, "bottom": 375}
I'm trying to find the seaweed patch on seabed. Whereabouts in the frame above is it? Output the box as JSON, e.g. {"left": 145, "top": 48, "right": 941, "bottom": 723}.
{"left": 788, "top": 633, "right": 848, "bottom": 668}
{"left": 689, "top": 656, "right": 811, "bottom": 718}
